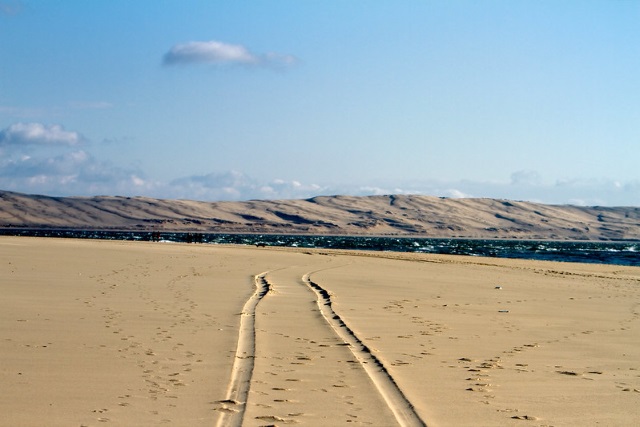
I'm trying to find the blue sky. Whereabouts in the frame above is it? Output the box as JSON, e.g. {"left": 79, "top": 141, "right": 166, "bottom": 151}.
{"left": 1, "top": 1, "right": 639, "bottom": 206}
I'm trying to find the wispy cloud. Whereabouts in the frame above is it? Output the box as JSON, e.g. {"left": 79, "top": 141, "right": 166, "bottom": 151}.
{"left": 0, "top": 105, "right": 56, "bottom": 118}
{"left": 69, "top": 101, "right": 113, "bottom": 110}
{"left": 162, "top": 40, "right": 298, "bottom": 68}
{"left": 1, "top": 144, "right": 637, "bottom": 206}
{"left": 510, "top": 170, "right": 542, "bottom": 186}
{"left": 167, "top": 171, "right": 321, "bottom": 201}
{"left": 0, "top": 102, "right": 112, "bottom": 119}
{"left": 0, "top": 122, "right": 84, "bottom": 146}
{"left": 390, "top": 173, "right": 640, "bottom": 207}
{"left": 0, "top": 1, "right": 23, "bottom": 16}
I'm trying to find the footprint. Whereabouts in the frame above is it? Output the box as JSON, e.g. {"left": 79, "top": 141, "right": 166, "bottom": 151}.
{"left": 511, "top": 415, "right": 539, "bottom": 420}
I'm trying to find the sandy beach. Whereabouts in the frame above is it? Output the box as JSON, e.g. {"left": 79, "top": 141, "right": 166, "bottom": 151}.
{"left": 1, "top": 237, "right": 639, "bottom": 426}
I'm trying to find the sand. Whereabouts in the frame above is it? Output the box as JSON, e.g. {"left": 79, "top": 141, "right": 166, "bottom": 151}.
{"left": 1, "top": 237, "right": 639, "bottom": 426}
{"left": 3, "top": 190, "right": 640, "bottom": 240}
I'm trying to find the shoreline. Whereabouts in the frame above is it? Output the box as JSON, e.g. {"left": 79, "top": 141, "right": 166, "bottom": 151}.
{"left": 2, "top": 237, "right": 639, "bottom": 426}
{"left": 3, "top": 227, "right": 640, "bottom": 242}
{"left": 1, "top": 231, "right": 638, "bottom": 268}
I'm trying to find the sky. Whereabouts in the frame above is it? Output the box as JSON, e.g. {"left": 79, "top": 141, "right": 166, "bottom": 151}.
{"left": 1, "top": 1, "right": 639, "bottom": 206}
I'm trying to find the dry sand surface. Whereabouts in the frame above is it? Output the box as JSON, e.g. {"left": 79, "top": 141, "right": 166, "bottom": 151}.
{"left": 1, "top": 237, "right": 639, "bottom": 426}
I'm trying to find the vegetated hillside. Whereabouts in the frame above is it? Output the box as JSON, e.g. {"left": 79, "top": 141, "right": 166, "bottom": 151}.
{"left": 0, "top": 190, "right": 638, "bottom": 240}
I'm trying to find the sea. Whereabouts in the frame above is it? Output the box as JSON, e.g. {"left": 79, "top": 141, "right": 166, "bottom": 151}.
{"left": 2, "top": 229, "right": 639, "bottom": 267}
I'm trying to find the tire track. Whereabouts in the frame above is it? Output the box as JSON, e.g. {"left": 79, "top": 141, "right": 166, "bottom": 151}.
{"left": 215, "top": 272, "right": 271, "bottom": 427}
{"left": 303, "top": 273, "right": 427, "bottom": 427}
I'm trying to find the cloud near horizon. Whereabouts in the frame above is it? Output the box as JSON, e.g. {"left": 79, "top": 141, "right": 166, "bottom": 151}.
{"left": 0, "top": 122, "right": 152, "bottom": 196}
{"left": 0, "top": 122, "right": 84, "bottom": 146}
{"left": 0, "top": 123, "right": 637, "bottom": 206}
{"left": 0, "top": 149, "right": 153, "bottom": 196}
{"left": 2, "top": 161, "right": 639, "bottom": 205}
{"left": 167, "top": 171, "right": 322, "bottom": 201}
{"left": 162, "top": 40, "right": 297, "bottom": 68}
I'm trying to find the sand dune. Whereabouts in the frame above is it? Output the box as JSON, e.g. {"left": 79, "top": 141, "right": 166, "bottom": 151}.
{"left": 2, "top": 237, "right": 639, "bottom": 426}
{"left": 1, "top": 190, "right": 639, "bottom": 240}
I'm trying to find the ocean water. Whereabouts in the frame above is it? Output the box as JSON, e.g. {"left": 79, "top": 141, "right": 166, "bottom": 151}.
{"left": 2, "top": 229, "right": 638, "bottom": 267}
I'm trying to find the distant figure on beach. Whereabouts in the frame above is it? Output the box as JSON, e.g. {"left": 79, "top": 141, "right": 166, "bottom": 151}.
{"left": 185, "top": 233, "right": 203, "bottom": 244}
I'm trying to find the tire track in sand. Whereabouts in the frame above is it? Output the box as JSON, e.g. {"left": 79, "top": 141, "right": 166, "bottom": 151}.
{"left": 303, "top": 272, "right": 427, "bottom": 427}
{"left": 215, "top": 272, "right": 271, "bottom": 427}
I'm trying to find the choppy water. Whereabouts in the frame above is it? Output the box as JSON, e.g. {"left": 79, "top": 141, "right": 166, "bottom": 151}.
{"left": 2, "top": 229, "right": 638, "bottom": 266}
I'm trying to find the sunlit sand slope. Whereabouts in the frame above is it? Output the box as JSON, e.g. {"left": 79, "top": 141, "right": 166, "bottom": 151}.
{"left": 1, "top": 190, "right": 639, "bottom": 239}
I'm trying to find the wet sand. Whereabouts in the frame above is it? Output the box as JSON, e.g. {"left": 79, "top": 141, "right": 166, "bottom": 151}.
{"left": 1, "top": 237, "right": 639, "bottom": 426}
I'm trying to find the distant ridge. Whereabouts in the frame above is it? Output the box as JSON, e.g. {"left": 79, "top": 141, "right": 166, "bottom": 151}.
{"left": 0, "top": 190, "right": 638, "bottom": 240}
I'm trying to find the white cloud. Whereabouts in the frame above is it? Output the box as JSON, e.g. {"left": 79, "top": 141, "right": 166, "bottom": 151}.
{"left": 0, "top": 122, "right": 157, "bottom": 197}
{"left": 163, "top": 41, "right": 256, "bottom": 65}
{"left": 1, "top": 142, "right": 637, "bottom": 206}
{"left": 163, "top": 40, "right": 298, "bottom": 68}
{"left": 0, "top": 124, "right": 156, "bottom": 196}
{"left": 0, "top": 122, "right": 84, "bottom": 146}
{"left": 443, "top": 189, "right": 470, "bottom": 198}
{"left": 154, "top": 172, "right": 639, "bottom": 205}
{"left": 0, "top": 148, "right": 155, "bottom": 197}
